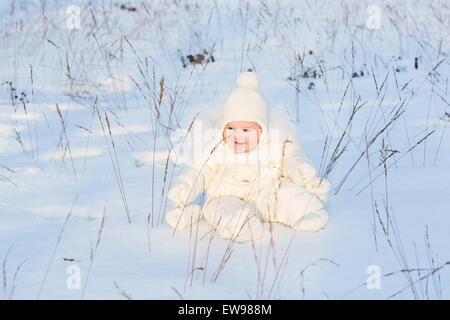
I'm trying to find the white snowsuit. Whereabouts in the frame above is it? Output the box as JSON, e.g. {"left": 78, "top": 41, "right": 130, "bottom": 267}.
{"left": 166, "top": 106, "right": 330, "bottom": 242}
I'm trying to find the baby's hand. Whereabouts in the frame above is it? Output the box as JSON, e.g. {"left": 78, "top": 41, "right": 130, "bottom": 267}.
{"left": 166, "top": 205, "right": 202, "bottom": 230}
{"left": 167, "top": 181, "right": 196, "bottom": 207}
{"left": 290, "top": 162, "right": 317, "bottom": 186}
{"left": 305, "top": 177, "right": 331, "bottom": 202}
{"left": 298, "top": 163, "right": 317, "bottom": 184}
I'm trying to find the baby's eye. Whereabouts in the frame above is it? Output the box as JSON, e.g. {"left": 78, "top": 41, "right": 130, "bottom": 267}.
{"left": 227, "top": 126, "right": 234, "bottom": 130}
{"left": 243, "top": 129, "right": 249, "bottom": 132}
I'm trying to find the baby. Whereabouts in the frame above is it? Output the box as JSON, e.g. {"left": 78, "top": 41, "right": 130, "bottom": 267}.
{"left": 166, "top": 72, "right": 330, "bottom": 242}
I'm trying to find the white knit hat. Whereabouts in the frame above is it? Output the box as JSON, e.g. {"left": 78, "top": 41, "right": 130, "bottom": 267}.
{"left": 219, "top": 72, "right": 269, "bottom": 148}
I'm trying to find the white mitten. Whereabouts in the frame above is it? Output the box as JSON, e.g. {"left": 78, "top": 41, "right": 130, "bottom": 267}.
{"left": 289, "top": 162, "right": 317, "bottom": 186}
{"left": 167, "top": 180, "right": 196, "bottom": 207}
{"left": 298, "top": 163, "right": 317, "bottom": 185}
{"left": 305, "top": 177, "right": 331, "bottom": 202}
{"left": 166, "top": 204, "right": 202, "bottom": 230}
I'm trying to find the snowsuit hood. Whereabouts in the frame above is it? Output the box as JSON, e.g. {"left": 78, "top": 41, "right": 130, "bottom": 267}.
{"left": 218, "top": 72, "right": 269, "bottom": 149}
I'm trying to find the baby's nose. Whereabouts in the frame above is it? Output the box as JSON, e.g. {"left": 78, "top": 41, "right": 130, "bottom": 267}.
{"left": 235, "top": 137, "right": 246, "bottom": 144}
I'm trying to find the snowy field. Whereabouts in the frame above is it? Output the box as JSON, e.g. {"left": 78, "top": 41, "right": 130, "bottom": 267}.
{"left": 1, "top": 0, "right": 449, "bottom": 300}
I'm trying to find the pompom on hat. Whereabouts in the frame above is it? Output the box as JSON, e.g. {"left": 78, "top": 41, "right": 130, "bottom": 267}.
{"left": 236, "top": 71, "right": 259, "bottom": 90}
{"left": 219, "top": 72, "right": 269, "bottom": 149}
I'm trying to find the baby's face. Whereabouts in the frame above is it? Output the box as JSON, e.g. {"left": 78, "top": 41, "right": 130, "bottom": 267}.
{"left": 222, "top": 121, "right": 262, "bottom": 153}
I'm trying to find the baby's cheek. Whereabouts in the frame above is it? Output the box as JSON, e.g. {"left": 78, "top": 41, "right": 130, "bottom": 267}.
{"left": 246, "top": 132, "right": 259, "bottom": 147}
{"left": 223, "top": 130, "right": 234, "bottom": 142}
{"left": 224, "top": 137, "right": 234, "bottom": 148}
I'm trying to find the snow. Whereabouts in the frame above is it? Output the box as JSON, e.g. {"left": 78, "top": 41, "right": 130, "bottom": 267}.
{"left": 1, "top": 0, "right": 449, "bottom": 300}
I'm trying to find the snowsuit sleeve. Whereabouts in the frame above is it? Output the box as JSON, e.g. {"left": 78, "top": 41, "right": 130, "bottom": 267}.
{"left": 168, "top": 161, "right": 216, "bottom": 207}
{"left": 281, "top": 138, "right": 317, "bottom": 185}
{"left": 174, "top": 163, "right": 215, "bottom": 198}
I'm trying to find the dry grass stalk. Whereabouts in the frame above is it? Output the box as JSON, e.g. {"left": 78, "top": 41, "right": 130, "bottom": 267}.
{"left": 356, "top": 129, "right": 436, "bottom": 196}
{"left": 386, "top": 261, "right": 450, "bottom": 299}
{"left": 187, "top": 211, "right": 203, "bottom": 288}
{"left": 8, "top": 258, "right": 27, "bottom": 300}
{"left": 339, "top": 258, "right": 450, "bottom": 299}
{"left": 379, "top": 139, "right": 390, "bottom": 234}
{"left": 260, "top": 223, "right": 277, "bottom": 300}
{"left": 202, "top": 223, "right": 218, "bottom": 286}
{"left": 149, "top": 77, "right": 164, "bottom": 229}
{"left": 156, "top": 150, "right": 171, "bottom": 226}
{"left": 335, "top": 101, "right": 405, "bottom": 194}
{"left": 294, "top": 258, "right": 340, "bottom": 300}
{"left": 171, "top": 286, "right": 184, "bottom": 300}
{"left": 210, "top": 243, "right": 233, "bottom": 283}
{"left": 2, "top": 243, "right": 14, "bottom": 299}
{"left": 94, "top": 99, "right": 131, "bottom": 223}
{"left": 37, "top": 194, "right": 78, "bottom": 299}
{"left": 55, "top": 103, "right": 78, "bottom": 181}
{"left": 324, "top": 96, "right": 366, "bottom": 178}
{"left": 81, "top": 207, "right": 106, "bottom": 299}
{"left": 375, "top": 201, "right": 419, "bottom": 298}
{"left": 113, "top": 281, "right": 133, "bottom": 300}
